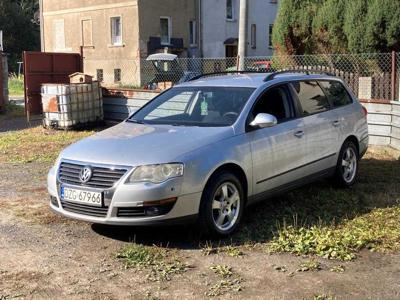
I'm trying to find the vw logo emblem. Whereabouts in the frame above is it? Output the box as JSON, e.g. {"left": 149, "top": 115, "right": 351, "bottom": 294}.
{"left": 79, "top": 166, "right": 92, "bottom": 183}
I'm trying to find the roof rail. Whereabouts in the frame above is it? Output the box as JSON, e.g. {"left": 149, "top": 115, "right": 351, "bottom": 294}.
{"left": 187, "top": 70, "right": 268, "bottom": 82}
{"left": 264, "top": 69, "right": 335, "bottom": 82}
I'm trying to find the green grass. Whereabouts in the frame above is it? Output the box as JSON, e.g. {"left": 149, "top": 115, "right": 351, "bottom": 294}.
{"left": 201, "top": 242, "right": 244, "bottom": 257}
{"left": 8, "top": 74, "right": 24, "bottom": 96}
{"left": 116, "top": 243, "right": 189, "bottom": 282}
{"left": 210, "top": 264, "right": 233, "bottom": 278}
{"left": 207, "top": 264, "right": 243, "bottom": 297}
{"left": 296, "top": 260, "right": 322, "bottom": 272}
{"left": 0, "top": 103, "right": 25, "bottom": 120}
{"left": 233, "top": 147, "right": 400, "bottom": 260}
{"left": 0, "top": 127, "right": 94, "bottom": 163}
{"left": 309, "top": 293, "right": 335, "bottom": 300}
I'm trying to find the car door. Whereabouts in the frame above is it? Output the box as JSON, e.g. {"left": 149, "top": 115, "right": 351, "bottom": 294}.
{"left": 247, "top": 84, "right": 307, "bottom": 197}
{"left": 289, "top": 81, "right": 340, "bottom": 177}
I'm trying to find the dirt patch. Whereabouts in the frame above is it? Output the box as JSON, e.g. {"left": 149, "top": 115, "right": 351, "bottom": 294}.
{"left": 1, "top": 147, "right": 400, "bottom": 299}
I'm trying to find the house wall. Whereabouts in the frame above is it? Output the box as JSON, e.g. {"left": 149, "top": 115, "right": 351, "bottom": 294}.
{"left": 41, "top": 0, "right": 199, "bottom": 86}
{"left": 201, "top": 0, "right": 239, "bottom": 58}
{"left": 246, "top": 0, "right": 278, "bottom": 57}
{"left": 42, "top": 0, "right": 141, "bottom": 85}
{"left": 201, "top": 0, "right": 278, "bottom": 58}
{"left": 138, "top": 0, "right": 198, "bottom": 58}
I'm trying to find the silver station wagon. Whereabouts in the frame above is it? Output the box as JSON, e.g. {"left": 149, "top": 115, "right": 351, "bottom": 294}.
{"left": 48, "top": 71, "right": 369, "bottom": 236}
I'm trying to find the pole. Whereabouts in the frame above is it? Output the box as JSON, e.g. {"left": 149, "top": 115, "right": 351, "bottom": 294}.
{"left": 39, "top": 0, "right": 45, "bottom": 52}
{"left": 0, "top": 30, "right": 3, "bottom": 52}
{"left": 238, "top": 0, "right": 248, "bottom": 71}
{"left": 391, "top": 51, "right": 396, "bottom": 101}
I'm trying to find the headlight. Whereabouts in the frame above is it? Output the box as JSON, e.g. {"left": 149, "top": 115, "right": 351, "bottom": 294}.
{"left": 126, "top": 163, "right": 184, "bottom": 184}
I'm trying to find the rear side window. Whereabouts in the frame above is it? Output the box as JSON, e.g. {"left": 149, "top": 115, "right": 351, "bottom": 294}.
{"left": 290, "top": 81, "right": 330, "bottom": 116}
{"left": 319, "top": 81, "right": 353, "bottom": 108}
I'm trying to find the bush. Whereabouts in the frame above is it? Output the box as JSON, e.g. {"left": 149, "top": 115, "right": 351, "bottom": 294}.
{"left": 8, "top": 74, "right": 24, "bottom": 96}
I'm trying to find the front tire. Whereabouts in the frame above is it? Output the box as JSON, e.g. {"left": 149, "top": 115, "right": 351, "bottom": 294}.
{"left": 198, "top": 172, "right": 244, "bottom": 237}
{"left": 333, "top": 141, "right": 359, "bottom": 187}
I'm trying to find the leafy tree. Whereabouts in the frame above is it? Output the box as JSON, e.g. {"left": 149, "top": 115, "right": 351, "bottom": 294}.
{"left": 273, "top": 0, "right": 400, "bottom": 54}
{"left": 343, "top": 0, "right": 372, "bottom": 53}
{"left": 312, "top": 0, "right": 347, "bottom": 54}
{"left": 0, "top": 0, "right": 40, "bottom": 72}
{"left": 272, "top": 0, "right": 321, "bottom": 55}
{"left": 365, "top": 0, "right": 400, "bottom": 52}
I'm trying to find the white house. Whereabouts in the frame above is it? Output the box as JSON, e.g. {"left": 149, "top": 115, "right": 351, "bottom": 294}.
{"left": 200, "top": 0, "right": 278, "bottom": 58}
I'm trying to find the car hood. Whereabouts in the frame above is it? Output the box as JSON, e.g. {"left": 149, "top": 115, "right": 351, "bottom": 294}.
{"left": 59, "top": 122, "right": 234, "bottom": 166}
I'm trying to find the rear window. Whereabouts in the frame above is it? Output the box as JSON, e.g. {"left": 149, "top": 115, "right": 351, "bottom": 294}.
{"left": 290, "top": 81, "right": 330, "bottom": 116}
{"left": 319, "top": 81, "right": 353, "bottom": 108}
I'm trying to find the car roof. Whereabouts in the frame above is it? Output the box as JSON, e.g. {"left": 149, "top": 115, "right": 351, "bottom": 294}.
{"left": 176, "top": 72, "right": 340, "bottom": 88}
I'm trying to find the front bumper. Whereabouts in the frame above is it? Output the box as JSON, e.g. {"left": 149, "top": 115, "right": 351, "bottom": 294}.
{"left": 47, "top": 165, "right": 202, "bottom": 225}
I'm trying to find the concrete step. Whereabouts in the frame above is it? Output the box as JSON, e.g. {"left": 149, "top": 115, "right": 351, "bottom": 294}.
{"left": 391, "top": 137, "right": 400, "bottom": 150}
{"left": 367, "top": 112, "right": 392, "bottom": 123}
{"left": 368, "top": 122, "right": 392, "bottom": 137}
{"left": 391, "top": 101, "right": 400, "bottom": 113}
{"left": 392, "top": 125, "right": 400, "bottom": 140}
{"left": 363, "top": 102, "right": 392, "bottom": 113}
{"left": 369, "top": 135, "right": 391, "bottom": 146}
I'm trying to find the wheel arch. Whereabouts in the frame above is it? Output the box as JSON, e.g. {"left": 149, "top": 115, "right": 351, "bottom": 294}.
{"left": 203, "top": 163, "right": 249, "bottom": 202}
{"left": 343, "top": 135, "right": 360, "bottom": 156}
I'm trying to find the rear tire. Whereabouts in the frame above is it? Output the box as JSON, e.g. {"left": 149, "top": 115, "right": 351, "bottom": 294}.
{"left": 198, "top": 171, "right": 244, "bottom": 237}
{"left": 333, "top": 141, "right": 359, "bottom": 187}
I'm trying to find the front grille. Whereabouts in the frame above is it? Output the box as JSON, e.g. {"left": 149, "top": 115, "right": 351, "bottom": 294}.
{"left": 58, "top": 162, "right": 127, "bottom": 189}
{"left": 61, "top": 201, "right": 109, "bottom": 217}
{"left": 117, "top": 207, "right": 146, "bottom": 217}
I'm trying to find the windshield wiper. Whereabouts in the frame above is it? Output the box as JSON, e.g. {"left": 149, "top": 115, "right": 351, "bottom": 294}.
{"left": 126, "top": 119, "right": 146, "bottom": 124}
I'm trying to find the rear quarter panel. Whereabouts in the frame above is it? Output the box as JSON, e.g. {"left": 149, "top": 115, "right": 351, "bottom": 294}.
{"left": 336, "top": 101, "right": 369, "bottom": 154}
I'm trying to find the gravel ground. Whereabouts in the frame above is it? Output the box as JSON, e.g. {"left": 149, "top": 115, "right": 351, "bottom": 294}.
{"left": 0, "top": 117, "right": 42, "bottom": 133}
{"left": 0, "top": 157, "right": 400, "bottom": 299}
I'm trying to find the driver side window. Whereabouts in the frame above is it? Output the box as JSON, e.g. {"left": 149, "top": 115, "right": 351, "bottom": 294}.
{"left": 251, "top": 85, "right": 294, "bottom": 123}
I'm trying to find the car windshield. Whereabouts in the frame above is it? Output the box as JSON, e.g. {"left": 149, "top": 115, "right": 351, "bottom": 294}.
{"left": 129, "top": 86, "right": 255, "bottom": 127}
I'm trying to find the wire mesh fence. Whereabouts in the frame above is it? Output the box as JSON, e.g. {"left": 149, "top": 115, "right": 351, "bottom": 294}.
{"left": 83, "top": 52, "right": 398, "bottom": 101}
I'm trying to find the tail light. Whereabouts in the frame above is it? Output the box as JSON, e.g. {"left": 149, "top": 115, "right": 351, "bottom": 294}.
{"left": 362, "top": 106, "right": 368, "bottom": 117}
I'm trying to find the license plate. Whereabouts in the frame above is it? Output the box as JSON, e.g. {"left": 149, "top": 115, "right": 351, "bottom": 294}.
{"left": 60, "top": 186, "right": 103, "bottom": 207}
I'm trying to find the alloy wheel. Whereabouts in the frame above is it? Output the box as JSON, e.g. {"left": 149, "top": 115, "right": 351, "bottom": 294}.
{"left": 341, "top": 147, "right": 357, "bottom": 183}
{"left": 211, "top": 182, "right": 241, "bottom": 232}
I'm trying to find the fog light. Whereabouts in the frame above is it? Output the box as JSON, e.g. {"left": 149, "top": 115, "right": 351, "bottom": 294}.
{"left": 50, "top": 196, "right": 59, "bottom": 207}
{"left": 146, "top": 206, "right": 162, "bottom": 216}
{"left": 144, "top": 197, "right": 177, "bottom": 216}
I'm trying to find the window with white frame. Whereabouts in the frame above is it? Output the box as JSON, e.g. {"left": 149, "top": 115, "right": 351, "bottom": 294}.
{"left": 160, "top": 17, "right": 171, "bottom": 45}
{"left": 189, "top": 20, "right": 197, "bottom": 46}
{"left": 269, "top": 24, "right": 274, "bottom": 48}
{"left": 110, "top": 16, "right": 122, "bottom": 46}
{"left": 251, "top": 24, "right": 257, "bottom": 49}
{"left": 226, "top": 0, "right": 234, "bottom": 20}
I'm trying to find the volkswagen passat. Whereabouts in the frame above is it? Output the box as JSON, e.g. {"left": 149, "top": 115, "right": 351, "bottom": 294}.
{"left": 48, "top": 71, "right": 369, "bottom": 236}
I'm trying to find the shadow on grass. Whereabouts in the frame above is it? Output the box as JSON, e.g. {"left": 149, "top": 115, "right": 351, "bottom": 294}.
{"left": 92, "top": 153, "right": 400, "bottom": 250}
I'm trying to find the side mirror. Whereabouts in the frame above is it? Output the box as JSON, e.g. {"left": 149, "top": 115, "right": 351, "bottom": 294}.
{"left": 250, "top": 113, "right": 278, "bottom": 128}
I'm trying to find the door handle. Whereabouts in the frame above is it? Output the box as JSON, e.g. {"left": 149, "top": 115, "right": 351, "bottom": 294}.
{"left": 332, "top": 120, "right": 340, "bottom": 127}
{"left": 294, "top": 130, "right": 304, "bottom": 138}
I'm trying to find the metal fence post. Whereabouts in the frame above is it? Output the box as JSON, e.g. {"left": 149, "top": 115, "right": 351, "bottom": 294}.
{"left": 391, "top": 51, "right": 396, "bottom": 101}
{"left": 80, "top": 46, "right": 84, "bottom": 73}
